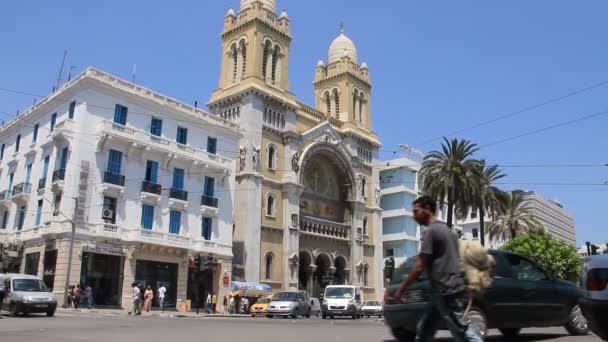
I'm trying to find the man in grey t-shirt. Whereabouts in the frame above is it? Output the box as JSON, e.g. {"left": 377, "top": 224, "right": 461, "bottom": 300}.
{"left": 394, "top": 196, "right": 481, "bottom": 342}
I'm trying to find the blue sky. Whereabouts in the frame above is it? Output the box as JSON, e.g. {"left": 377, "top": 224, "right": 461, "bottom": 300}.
{"left": 1, "top": 1, "right": 606, "bottom": 245}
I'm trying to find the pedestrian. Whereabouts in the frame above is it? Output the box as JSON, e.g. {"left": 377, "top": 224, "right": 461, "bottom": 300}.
{"left": 223, "top": 295, "right": 228, "bottom": 314}
{"left": 66, "top": 286, "right": 75, "bottom": 308}
{"left": 157, "top": 284, "right": 167, "bottom": 313}
{"left": 73, "top": 285, "right": 81, "bottom": 309}
{"left": 393, "top": 196, "right": 482, "bottom": 342}
{"left": 128, "top": 282, "right": 141, "bottom": 316}
{"left": 206, "top": 293, "right": 212, "bottom": 313}
{"left": 143, "top": 285, "right": 154, "bottom": 312}
{"left": 211, "top": 293, "right": 217, "bottom": 314}
{"left": 84, "top": 284, "right": 93, "bottom": 309}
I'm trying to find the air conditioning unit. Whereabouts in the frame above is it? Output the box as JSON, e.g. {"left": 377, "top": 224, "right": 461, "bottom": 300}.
{"left": 102, "top": 209, "right": 114, "bottom": 220}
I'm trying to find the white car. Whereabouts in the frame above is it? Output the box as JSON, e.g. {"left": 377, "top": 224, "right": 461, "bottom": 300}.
{"left": 361, "top": 300, "right": 383, "bottom": 318}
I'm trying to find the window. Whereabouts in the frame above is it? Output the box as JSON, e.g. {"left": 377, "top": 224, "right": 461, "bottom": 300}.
{"left": 384, "top": 249, "right": 394, "bottom": 258}
{"left": 33, "top": 124, "right": 39, "bottom": 143}
{"left": 50, "top": 113, "right": 57, "bottom": 131}
{"left": 53, "top": 194, "right": 62, "bottom": 216}
{"left": 114, "top": 104, "right": 128, "bottom": 125}
{"left": 8, "top": 173, "right": 14, "bottom": 192}
{"left": 363, "top": 217, "right": 368, "bottom": 236}
{"left": 267, "top": 144, "right": 276, "bottom": 169}
{"left": 25, "top": 163, "right": 32, "bottom": 186}
{"left": 42, "top": 156, "right": 50, "bottom": 182}
{"left": 35, "top": 199, "right": 43, "bottom": 226}
{"left": 68, "top": 101, "right": 76, "bottom": 120}
{"left": 107, "top": 150, "right": 122, "bottom": 174}
{"left": 207, "top": 137, "right": 217, "bottom": 155}
{"left": 59, "top": 147, "right": 69, "bottom": 170}
{"left": 471, "top": 210, "right": 478, "bottom": 219}
{"left": 17, "top": 206, "right": 26, "bottom": 231}
{"left": 240, "top": 40, "right": 247, "bottom": 77}
{"left": 172, "top": 168, "right": 184, "bottom": 190}
{"left": 231, "top": 44, "right": 238, "bottom": 81}
{"left": 333, "top": 89, "right": 340, "bottom": 117}
{"left": 204, "top": 176, "right": 215, "bottom": 197}
{"left": 169, "top": 210, "right": 181, "bottom": 235}
{"left": 264, "top": 252, "right": 274, "bottom": 280}
{"left": 145, "top": 161, "right": 159, "bottom": 183}
{"left": 150, "top": 117, "right": 162, "bottom": 136}
{"left": 15, "top": 134, "right": 21, "bottom": 152}
{"left": 325, "top": 92, "right": 331, "bottom": 115}
{"left": 0, "top": 144, "right": 4, "bottom": 160}
{"left": 266, "top": 193, "right": 276, "bottom": 217}
{"left": 472, "top": 228, "right": 479, "bottom": 239}
{"left": 202, "top": 217, "right": 212, "bottom": 241}
{"left": 102, "top": 196, "right": 116, "bottom": 223}
{"left": 24, "top": 252, "right": 40, "bottom": 276}
{"left": 363, "top": 266, "right": 369, "bottom": 287}
{"left": 176, "top": 127, "right": 188, "bottom": 145}
{"left": 141, "top": 204, "right": 154, "bottom": 230}
{"left": 1, "top": 210, "right": 8, "bottom": 229}
{"left": 361, "top": 177, "right": 367, "bottom": 197}
{"left": 504, "top": 254, "right": 547, "bottom": 281}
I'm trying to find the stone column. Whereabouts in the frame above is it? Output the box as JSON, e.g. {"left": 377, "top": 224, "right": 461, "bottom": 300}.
{"left": 349, "top": 201, "right": 365, "bottom": 286}
{"left": 53, "top": 238, "right": 83, "bottom": 307}
{"left": 121, "top": 247, "right": 137, "bottom": 312}
{"left": 216, "top": 259, "right": 232, "bottom": 313}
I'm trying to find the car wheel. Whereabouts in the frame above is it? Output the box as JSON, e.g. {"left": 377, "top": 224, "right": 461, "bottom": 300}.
{"left": 565, "top": 305, "right": 589, "bottom": 336}
{"left": 330, "top": 315, "right": 334, "bottom": 319}
{"left": 46, "top": 310, "right": 55, "bottom": 317}
{"left": 322, "top": 313, "right": 327, "bottom": 319}
{"left": 391, "top": 327, "right": 416, "bottom": 342}
{"left": 465, "top": 308, "right": 488, "bottom": 339}
{"left": 499, "top": 328, "right": 521, "bottom": 338}
{"left": 306, "top": 309, "right": 311, "bottom": 318}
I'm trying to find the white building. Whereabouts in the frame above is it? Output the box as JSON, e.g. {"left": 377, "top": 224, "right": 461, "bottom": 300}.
{"left": 0, "top": 67, "right": 240, "bottom": 309}
{"left": 516, "top": 191, "right": 576, "bottom": 246}
{"left": 375, "top": 157, "right": 421, "bottom": 268}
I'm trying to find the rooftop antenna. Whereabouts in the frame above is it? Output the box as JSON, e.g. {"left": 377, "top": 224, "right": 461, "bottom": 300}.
{"left": 67, "top": 66, "right": 77, "bottom": 82}
{"left": 132, "top": 64, "right": 137, "bottom": 83}
{"left": 56, "top": 49, "right": 68, "bottom": 89}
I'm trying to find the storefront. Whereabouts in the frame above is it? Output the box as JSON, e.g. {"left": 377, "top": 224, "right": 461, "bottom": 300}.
{"left": 79, "top": 245, "right": 125, "bottom": 307}
{"left": 135, "top": 260, "right": 178, "bottom": 308}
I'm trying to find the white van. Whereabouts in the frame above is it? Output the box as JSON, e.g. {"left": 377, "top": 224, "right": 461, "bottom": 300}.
{"left": 0, "top": 274, "right": 57, "bottom": 317}
{"left": 321, "top": 285, "right": 363, "bottom": 319}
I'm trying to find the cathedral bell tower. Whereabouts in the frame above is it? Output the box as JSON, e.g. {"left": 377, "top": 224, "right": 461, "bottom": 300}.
{"left": 314, "top": 25, "right": 372, "bottom": 131}
{"left": 213, "top": 0, "right": 293, "bottom": 97}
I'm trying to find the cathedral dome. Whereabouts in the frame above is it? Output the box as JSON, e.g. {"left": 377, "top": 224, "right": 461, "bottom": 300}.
{"left": 328, "top": 26, "right": 358, "bottom": 64}
{"left": 240, "top": 0, "right": 276, "bottom": 13}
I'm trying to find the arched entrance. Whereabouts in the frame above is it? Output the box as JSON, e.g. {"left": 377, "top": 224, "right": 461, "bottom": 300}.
{"left": 298, "top": 251, "right": 313, "bottom": 292}
{"left": 313, "top": 253, "right": 331, "bottom": 298}
{"left": 334, "top": 256, "right": 348, "bottom": 285}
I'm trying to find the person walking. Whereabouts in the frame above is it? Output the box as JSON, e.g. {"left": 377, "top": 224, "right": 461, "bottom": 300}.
{"left": 211, "top": 293, "right": 217, "bottom": 314}
{"left": 223, "top": 295, "right": 228, "bottom": 314}
{"left": 84, "top": 284, "right": 93, "bottom": 309}
{"left": 206, "top": 293, "right": 212, "bottom": 313}
{"left": 157, "top": 284, "right": 167, "bottom": 313}
{"left": 66, "top": 286, "right": 75, "bottom": 309}
{"left": 128, "top": 283, "right": 141, "bottom": 316}
{"left": 73, "top": 285, "right": 81, "bottom": 309}
{"left": 394, "top": 196, "right": 482, "bottom": 342}
{"left": 143, "top": 285, "right": 154, "bottom": 312}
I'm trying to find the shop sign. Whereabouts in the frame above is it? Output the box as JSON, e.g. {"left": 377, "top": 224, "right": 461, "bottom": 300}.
{"left": 223, "top": 276, "right": 230, "bottom": 285}
{"left": 82, "top": 244, "right": 125, "bottom": 256}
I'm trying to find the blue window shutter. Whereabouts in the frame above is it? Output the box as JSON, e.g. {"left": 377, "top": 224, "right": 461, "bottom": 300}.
{"left": 0, "top": 144, "right": 4, "bottom": 160}
{"left": 202, "top": 217, "right": 212, "bottom": 240}
{"left": 141, "top": 204, "right": 154, "bottom": 230}
{"left": 145, "top": 161, "right": 158, "bottom": 183}
{"left": 204, "top": 177, "right": 215, "bottom": 197}
{"left": 114, "top": 105, "right": 128, "bottom": 125}
{"left": 42, "top": 156, "right": 50, "bottom": 178}
{"left": 50, "top": 113, "right": 57, "bottom": 131}
{"left": 33, "top": 124, "right": 39, "bottom": 143}
{"left": 35, "top": 200, "right": 43, "bottom": 226}
{"left": 25, "top": 164, "right": 32, "bottom": 184}
{"left": 169, "top": 210, "right": 181, "bottom": 234}
{"left": 60, "top": 147, "right": 69, "bottom": 170}
{"left": 150, "top": 118, "right": 162, "bottom": 136}
{"left": 17, "top": 206, "right": 25, "bottom": 230}
{"left": 107, "top": 150, "right": 122, "bottom": 174}
{"left": 207, "top": 137, "right": 217, "bottom": 155}
{"left": 68, "top": 101, "right": 76, "bottom": 120}
{"left": 15, "top": 134, "right": 21, "bottom": 152}
{"left": 173, "top": 168, "right": 184, "bottom": 189}
{"left": 8, "top": 173, "right": 14, "bottom": 192}
{"left": 177, "top": 127, "right": 188, "bottom": 145}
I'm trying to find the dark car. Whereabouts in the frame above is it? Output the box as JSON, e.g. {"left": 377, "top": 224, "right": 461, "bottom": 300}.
{"left": 384, "top": 250, "right": 588, "bottom": 341}
{"left": 579, "top": 255, "right": 608, "bottom": 340}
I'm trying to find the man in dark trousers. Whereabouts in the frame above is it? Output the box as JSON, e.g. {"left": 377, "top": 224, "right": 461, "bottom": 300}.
{"left": 394, "top": 196, "right": 482, "bottom": 342}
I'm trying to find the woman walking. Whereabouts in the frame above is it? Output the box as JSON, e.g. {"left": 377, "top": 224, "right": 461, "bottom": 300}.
{"left": 143, "top": 285, "right": 154, "bottom": 312}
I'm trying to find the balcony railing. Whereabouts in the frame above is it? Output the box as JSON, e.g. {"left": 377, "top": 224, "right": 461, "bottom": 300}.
{"left": 38, "top": 178, "right": 47, "bottom": 190}
{"left": 0, "top": 190, "right": 10, "bottom": 201}
{"left": 12, "top": 182, "right": 31, "bottom": 196}
{"left": 52, "top": 169, "right": 66, "bottom": 182}
{"left": 170, "top": 188, "right": 188, "bottom": 201}
{"left": 201, "top": 195, "right": 219, "bottom": 208}
{"left": 141, "top": 181, "right": 162, "bottom": 195}
{"left": 103, "top": 171, "right": 125, "bottom": 187}
{"left": 300, "top": 216, "right": 350, "bottom": 240}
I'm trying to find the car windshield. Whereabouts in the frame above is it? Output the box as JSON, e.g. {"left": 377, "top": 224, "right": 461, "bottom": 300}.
{"left": 272, "top": 292, "right": 298, "bottom": 301}
{"left": 13, "top": 279, "right": 47, "bottom": 292}
{"left": 324, "top": 287, "right": 355, "bottom": 298}
{"left": 257, "top": 298, "right": 270, "bottom": 304}
{"left": 364, "top": 301, "right": 380, "bottom": 306}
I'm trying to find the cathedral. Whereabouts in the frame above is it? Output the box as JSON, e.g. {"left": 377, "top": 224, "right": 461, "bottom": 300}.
{"left": 208, "top": 0, "right": 384, "bottom": 299}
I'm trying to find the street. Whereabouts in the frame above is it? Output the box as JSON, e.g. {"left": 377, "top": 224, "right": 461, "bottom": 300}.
{"left": 0, "top": 312, "right": 603, "bottom": 342}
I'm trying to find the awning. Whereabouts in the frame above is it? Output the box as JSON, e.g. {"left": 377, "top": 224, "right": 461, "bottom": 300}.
{"left": 230, "top": 282, "right": 272, "bottom": 298}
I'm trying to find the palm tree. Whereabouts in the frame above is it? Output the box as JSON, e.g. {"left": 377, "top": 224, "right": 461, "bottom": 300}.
{"left": 421, "top": 138, "right": 480, "bottom": 228}
{"left": 469, "top": 161, "right": 506, "bottom": 246}
{"left": 488, "top": 191, "right": 540, "bottom": 240}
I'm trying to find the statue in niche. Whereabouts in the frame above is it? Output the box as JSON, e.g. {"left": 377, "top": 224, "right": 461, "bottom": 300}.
{"left": 375, "top": 186, "right": 381, "bottom": 205}
{"left": 239, "top": 146, "right": 247, "bottom": 171}
{"left": 291, "top": 152, "right": 300, "bottom": 174}
{"left": 252, "top": 145, "right": 261, "bottom": 171}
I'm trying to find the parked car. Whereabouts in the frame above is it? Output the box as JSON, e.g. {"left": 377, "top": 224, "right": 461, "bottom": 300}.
{"left": 361, "top": 300, "right": 383, "bottom": 318}
{"left": 266, "top": 291, "right": 311, "bottom": 319}
{"left": 0, "top": 273, "right": 57, "bottom": 317}
{"left": 250, "top": 297, "right": 271, "bottom": 317}
{"left": 310, "top": 297, "right": 322, "bottom": 317}
{"left": 580, "top": 255, "right": 608, "bottom": 341}
{"left": 384, "top": 250, "right": 588, "bottom": 341}
{"left": 322, "top": 285, "right": 363, "bottom": 319}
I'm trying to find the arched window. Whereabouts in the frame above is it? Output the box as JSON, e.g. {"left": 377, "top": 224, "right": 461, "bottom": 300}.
{"left": 359, "top": 92, "right": 365, "bottom": 123}
{"left": 230, "top": 44, "right": 238, "bottom": 82}
{"left": 265, "top": 252, "right": 274, "bottom": 280}
{"left": 362, "top": 217, "right": 368, "bottom": 236}
{"left": 324, "top": 91, "right": 331, "bottom": 115}
{"left": 267, "top": 144, "right": 276, "bottom": 170}
{"left": 239, "top": 40, "right": 247, "bottom": 78}
{"left": 352, "top": 90, "right": 358, "bottom": 120}
{"left": 333, "top": 89, "right": 340, "bottom": 118}
{"left": 266, "top": 193, "right": 276, "bottom": 217}
{"left": 262, "top": 41, "right": 272, "bottom": 80}
{"left": 272, "top": 46, "right": 280, "bottom": 84}
{"left": 361, "top": 177, "right": 367, "bottom": 198}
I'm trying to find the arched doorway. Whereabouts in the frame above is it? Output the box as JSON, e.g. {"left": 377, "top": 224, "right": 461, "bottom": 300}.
{"left": 334, "top": 256, "right": 348, "bottom": 285}
{"left": 313, "top": 253, "right": 332, "bottom": 298}
{"left": 298, "top": 251, "right": 313, "bottom": 292}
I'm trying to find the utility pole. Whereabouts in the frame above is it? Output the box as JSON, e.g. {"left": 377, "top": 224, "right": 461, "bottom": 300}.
{"left": 63, "top": 197, "right": 78, "bottom": 307}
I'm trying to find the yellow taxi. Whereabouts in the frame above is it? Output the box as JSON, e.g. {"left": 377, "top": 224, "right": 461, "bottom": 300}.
{"left": 250, "top": 297, "right": 271, "bottom": 317}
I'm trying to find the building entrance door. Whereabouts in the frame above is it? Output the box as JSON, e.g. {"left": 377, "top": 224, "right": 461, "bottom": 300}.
{"left": 80, "top": 252, "right": 124, "bottom": 306}
{"left": 135, "top": 260, "right": 178, "bottom": 308}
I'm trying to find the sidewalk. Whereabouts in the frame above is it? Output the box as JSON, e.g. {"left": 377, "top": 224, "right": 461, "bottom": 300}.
{"left": 56, "top": 307, "right": 252, "bottom": 319}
